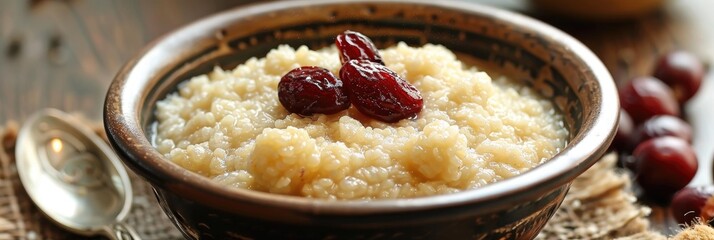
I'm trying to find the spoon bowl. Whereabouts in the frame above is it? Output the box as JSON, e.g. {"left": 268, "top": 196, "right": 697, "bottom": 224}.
{"left": 15, "top": 109, "right": 139, "bottom": 239}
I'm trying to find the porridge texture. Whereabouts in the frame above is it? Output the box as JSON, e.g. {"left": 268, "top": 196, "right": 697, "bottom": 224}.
{"left": 154, "top": 43, "right": 568, "bottom": 200}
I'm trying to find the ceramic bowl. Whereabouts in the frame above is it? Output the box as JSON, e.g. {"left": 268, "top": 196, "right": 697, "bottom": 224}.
{"left": 531, "top": 0, "right": 666, "bottom": 21}
{"left": 104, "top": 0, "right": 618, "bottom": 239}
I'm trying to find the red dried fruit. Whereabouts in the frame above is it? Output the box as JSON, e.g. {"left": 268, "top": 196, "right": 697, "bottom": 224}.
{"left": 653, "top": 50, "right": 705, "bottom": 104}
{"left": 702, "top": 197, "right": 714, "bottom": 225}
{"left": 619, "top": 76, "right": 680, "bottom": 123}
{"left": 632, "top": 136, "right": 698, "bottom": 202}
{"left": 336, "top": 30, "right": 384, "bottom": 65}
{"left": 632, "top": 115, "right": 693, "bottom": 145}
{"left": 612, "top": 109, "right": 635, "bottom": 153}
{"left": 278, "top": 66, "right": 350, "bottom": 116}
{"left": 340, "top": 60, "right": 423, "bottom": 123}
{"left": 671, "top": 186, "right": 714, "bottom": 225}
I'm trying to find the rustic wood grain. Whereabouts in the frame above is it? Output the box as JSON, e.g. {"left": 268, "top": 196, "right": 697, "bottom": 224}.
{"left": 0, "top": 0, "right": 259, "bottom": 123}
{"left": 1, "top": 0, "right": 713, "bottom": 238}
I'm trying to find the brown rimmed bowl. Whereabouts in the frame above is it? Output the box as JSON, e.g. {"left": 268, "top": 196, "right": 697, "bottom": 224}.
{"left": 104, "top": 0, "right": 618, "bottom": 239}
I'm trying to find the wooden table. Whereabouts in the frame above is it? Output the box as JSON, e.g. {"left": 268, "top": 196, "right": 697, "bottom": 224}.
{"left": 2, "top": 0, "right": 713, "bottom": 236}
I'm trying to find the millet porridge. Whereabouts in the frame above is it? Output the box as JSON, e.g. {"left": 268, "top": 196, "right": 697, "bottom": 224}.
{"left": 153, "top": 43, "right": 568, "bottom": 200}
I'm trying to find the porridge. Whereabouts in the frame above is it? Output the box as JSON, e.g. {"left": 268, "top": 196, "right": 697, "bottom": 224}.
{"left": 153, "top": 42, "right": 568, "bottom": 200}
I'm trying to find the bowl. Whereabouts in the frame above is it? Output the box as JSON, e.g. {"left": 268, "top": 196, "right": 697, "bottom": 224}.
{"left": 531, "top": 0, "right": 666, "bottom": 21}
{"left": 104, "top": 0, "right": 618, "bottom": 239}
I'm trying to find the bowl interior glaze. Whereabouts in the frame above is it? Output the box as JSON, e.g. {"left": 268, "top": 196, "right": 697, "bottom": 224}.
{"left": 106, "top": 0, "right": 617, "bottom": 223}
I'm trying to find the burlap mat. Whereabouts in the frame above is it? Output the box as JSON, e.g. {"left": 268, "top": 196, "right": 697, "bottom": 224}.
{"left": 0, "top": 122, "right": 183, "bottom": 240}
{"left": 0, "top": 121, "right": 705, "bottom": 239}
{"left": 536, "top": 153, "right": 665, "bottom": 240}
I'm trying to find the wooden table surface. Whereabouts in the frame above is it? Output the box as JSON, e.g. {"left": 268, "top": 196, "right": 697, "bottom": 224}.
{"left": 2, "top": 0, "right": 714, "bottom": 237}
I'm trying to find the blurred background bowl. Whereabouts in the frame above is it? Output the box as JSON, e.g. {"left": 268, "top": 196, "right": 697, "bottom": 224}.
{"left": 531, "top": 0, "right": 666, "bottom": 21}
{"left": 104, "top": 0, "right": 618, "bottom": 239}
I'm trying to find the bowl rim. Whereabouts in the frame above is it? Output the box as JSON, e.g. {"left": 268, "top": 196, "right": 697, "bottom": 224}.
{"left": 104, "top": 0, "right": 618, "bottom": 216}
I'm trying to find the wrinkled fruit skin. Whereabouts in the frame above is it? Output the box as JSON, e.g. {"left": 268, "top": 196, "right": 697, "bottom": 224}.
{"left": 671, "top": 186, "right": 714, "bottom": 225}
{"left": 653, "top": 51, "right": 705, "bottom": 104}
{"left": 632, "top": 115, "right": 692, "bottom": 145}
{"left": 633, "top": 136, "right": 698, "bottom": 202}
{"left": 278, "top": 66, "right": 350, "bottom": 116}
{"left": 336, "top": 30, "right": 384, "bottom": 65}
{"left": 340, "top": 60, "right": 423, "bottom": 123}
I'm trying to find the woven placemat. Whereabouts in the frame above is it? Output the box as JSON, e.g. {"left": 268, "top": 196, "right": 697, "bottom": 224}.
{"left": 0, "top": 120, "right": 695, "bottom": 239}
{"left": 0, "top": 122, "right": 183, "bottom": 240}
{"left": 536, "top": 153, "right": 665, "bottom": 240}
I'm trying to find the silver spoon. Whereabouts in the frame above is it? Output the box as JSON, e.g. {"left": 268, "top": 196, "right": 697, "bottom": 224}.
{"left": 15, "top": 109, "right": 140, "bottom": 240}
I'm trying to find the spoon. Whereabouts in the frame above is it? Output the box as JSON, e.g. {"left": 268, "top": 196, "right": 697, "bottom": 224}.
{"left": 15, "top": 109, "right": 140, "bottom": 240}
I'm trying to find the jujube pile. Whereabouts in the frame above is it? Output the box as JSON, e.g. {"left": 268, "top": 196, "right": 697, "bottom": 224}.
{"left": 278, "top": 30, "right": 423, "bottom": 123}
